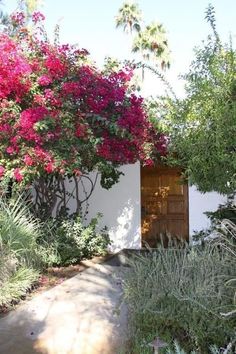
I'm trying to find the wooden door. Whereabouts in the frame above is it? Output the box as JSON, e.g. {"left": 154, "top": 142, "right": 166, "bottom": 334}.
{"left": 141, "top": 166, "right": 189, "bottom": 247}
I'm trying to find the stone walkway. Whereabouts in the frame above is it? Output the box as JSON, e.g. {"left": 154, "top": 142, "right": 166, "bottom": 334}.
{"left": 0, "top": 260, "right": 128, "bottom": 354}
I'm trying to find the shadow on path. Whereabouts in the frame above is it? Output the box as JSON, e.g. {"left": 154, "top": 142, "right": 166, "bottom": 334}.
{"left": 0, "top": 262, "right": 128, "bottom": 354}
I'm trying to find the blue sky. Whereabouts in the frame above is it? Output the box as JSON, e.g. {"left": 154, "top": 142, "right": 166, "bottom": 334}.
{"left": 5, "top": 0, "right": 236, "bottom": 96}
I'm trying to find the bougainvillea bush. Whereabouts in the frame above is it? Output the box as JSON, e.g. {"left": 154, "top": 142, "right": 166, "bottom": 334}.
{"left": 0, "top": 11, "right": 167, "bottom": 194}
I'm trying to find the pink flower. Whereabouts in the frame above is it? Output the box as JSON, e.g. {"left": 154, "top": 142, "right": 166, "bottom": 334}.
{"left": 20, "top": 107, "right": 48, "bottom": 129}
{"left": 6, "top": 146, "right": 15, "bottom": 155}
{"left": 59, "top": 44, "right": 70, "bottom": 53}
{"left": 45, "top": 55, "right": 67, "bottom": 79}
{"left": 10, "top": 12, "right": 25, "bottom": 26}
{"left": 37, "top": 75, "right": 52, "bottom": 86}
{"left": 44, "top": 162, "right": 54, "bottom": 173}
{"left": 32, "top": 11, "right": 45, "bottom": 24}
{"left": 30, "top": 59, "right": 40, "bottom": 72}
{"left": 33, "top": 94, "right": 45, "bottom": 105}
{"left": 75, "top": 124, "right": 87, "bottom": 138}
{"left": 61, "top": 82, "right": 80, "bottom": 97}
{"left": 74, "top": 48, "right": 89, "bottom": 57}
{"left": 144, "top": 158, "right": 154, "bottom": 167}
{"left": 24, "top": 155, "right": 33, "bottom": 166}
{"left": 14, "top": 168, "right": 23, "bottom": 182}
{"left": 34, "top": 147, "right": 52, "bottom": 161}
{"left": 44, "top": 89, "right": 54, "bottom": 99}
{"left": 0, "top": 166, "right": 5, "bottom": 178}
{"left": 0, "top": 32, "right": 167, "bottom": 179}
{"left": 0, "top": 34, "right": 31, "bottom": 101}
{"left": 0, "top": 124, "right": 12, "bottom": 133}
{"left": 59, "top": 168, "right": 65, "bottom": 175}
{"left": 73, "top": 169, "right": 81, "bottom": 176}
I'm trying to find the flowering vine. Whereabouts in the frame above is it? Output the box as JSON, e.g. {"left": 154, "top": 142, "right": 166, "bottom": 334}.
{"left": 0, "top": 11, "right": 167, "bottom": 190}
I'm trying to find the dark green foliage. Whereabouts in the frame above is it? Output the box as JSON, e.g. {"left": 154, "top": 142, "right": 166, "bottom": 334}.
{"left": 100, "top": 165, "right": 124, "bottom": 189}
{"left": 192, "top": 196, "right": 236, "bottom": 243}
{"left": 123, "top": 244, "right": 236, "bottom": 353}
{"left": 38, "top": 214, "right": 110, "bottom": 266}
{"left": 205, "top": 194, "right": 236, "bottom": 226}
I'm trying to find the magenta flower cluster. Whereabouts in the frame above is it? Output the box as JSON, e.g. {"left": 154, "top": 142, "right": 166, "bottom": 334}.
{"left": 0, "top": 12, "right": 167, "bottom": 183}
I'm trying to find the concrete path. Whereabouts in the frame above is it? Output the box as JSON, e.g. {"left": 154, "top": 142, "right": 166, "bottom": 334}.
{"left": 0, "top": 260, "right": 128, "bottom": 354}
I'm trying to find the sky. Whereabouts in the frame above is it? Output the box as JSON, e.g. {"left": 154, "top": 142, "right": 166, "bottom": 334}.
{"left": 4, "top": 0, "right": 236, "bottom": 97}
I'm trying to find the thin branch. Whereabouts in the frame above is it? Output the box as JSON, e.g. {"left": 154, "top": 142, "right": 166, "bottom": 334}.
{"left": 135, "top": 61, "right": 177, "bottom": 99}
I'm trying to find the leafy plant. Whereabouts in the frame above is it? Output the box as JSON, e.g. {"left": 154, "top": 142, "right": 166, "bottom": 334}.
{"left": 214, "top": 219, "right": 236, "bottom": 322}
{"left": 0, "top": 195, "right": 43, "bottom": 268}
{"left": 0, "top": 266, "right": 39, "bottom": 307}
{"left": 38, "top": 213, "right": 110, "bottom": 266}
{"left": 166, "top": 341, "right": 196, "bottom": 354}
{"left": 165, "top": 340, "right": 235, "bottom": 354}
{"left": 0, "top": 194, "right": 43, "bottom": 307}
{"left": 167, "top": 5, "right": 236, "bottom": 194}
{"left": 205, "top": 195, "right": 236, "bottom": 227}
{"left": 123, "top": 243, "right": 236, "bottom": 353}
{"left": 192, "top": 198, "right": 236, "bottom": 245}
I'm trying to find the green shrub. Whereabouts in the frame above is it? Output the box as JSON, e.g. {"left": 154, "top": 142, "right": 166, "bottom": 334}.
{"left": 166, "top": 341, "right": 196, "bottom": 354}
{"left": 165, "top": 341, "right": 235, "bottom": 354}
{"left": 0, "top": 191, "right": 110, "bottom": 308}
{"left": 0, "top": 265, "right": 39, "bottom": 307}
{"left": 0, "top": 243, "right": 39, "bottom": 308}
{"left": 38, "top": 213, "right": 110, "bottom": 266}
{"left": 0, "top": 195, "right": 43, "bottom": 307}
{"left": 193, "top": 197, "right": 236, "bottom": 244}
{"left": 205, "top": 195, "right": 236, "bottom": 227}
{"left": 0, "top": 195, "right": 43, "bottom": 268}
{"left": 214, "top": 219, "right": 236, "bottom": 322}
{"left": 123, "top": 243, "right": 236, "bottom": 353}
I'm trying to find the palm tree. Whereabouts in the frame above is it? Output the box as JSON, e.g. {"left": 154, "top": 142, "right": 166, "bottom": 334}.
{"left": 115, "top": 1, "right": 142, "bottom": 34}
{"left": 115, "top": 3, "right": 171, "bottom": 70}
{"left": 132, "top": 22, "right": 171, "bottom": 69}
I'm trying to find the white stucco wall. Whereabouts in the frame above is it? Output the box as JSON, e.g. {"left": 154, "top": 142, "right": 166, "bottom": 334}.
{"left": 78, "top": 163, "right": 141, "bottom": 252}
{"left": 188, "top": 186, "right": 227, "bottom": 237}
{"left": 64, "top": 164, "right": 228, "bottom": 251}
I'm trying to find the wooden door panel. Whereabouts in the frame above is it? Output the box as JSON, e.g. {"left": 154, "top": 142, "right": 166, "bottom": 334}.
{"left": 141, "top": 166, "right": 189, "bottom": 246}
{"left": 168, "top": 200, "right": 184, "bottom": 214}
{"left": 167, "top": 220, "right": 186, "bottom": 235}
